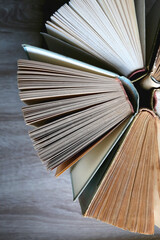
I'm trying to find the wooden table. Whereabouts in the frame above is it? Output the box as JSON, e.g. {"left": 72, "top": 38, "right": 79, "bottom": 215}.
{"left": 1, "top": 1, "right": 160, "bottom": 239}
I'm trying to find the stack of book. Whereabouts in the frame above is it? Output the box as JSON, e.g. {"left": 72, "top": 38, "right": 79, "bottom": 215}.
{"left": 17, "top": 0, "right": 160, "bottom": 234}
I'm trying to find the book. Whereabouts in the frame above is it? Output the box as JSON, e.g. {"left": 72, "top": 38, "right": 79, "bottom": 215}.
{"left": 18, "top": 51, "right": 134, "bottom": 170}
{"left": 17, "top": 0, "right": 160, "bottom": 235}
{"left": 44, "top": 0, "right": 160, "bottom": 80}
{"left": 79, "top": 109, "right": 158, "bottom": 234}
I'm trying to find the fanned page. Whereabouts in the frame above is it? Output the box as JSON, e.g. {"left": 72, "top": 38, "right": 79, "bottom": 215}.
{"left": 70, "top": 76, "right": 139, "bottom": 200}
{"left": 18, "top": 59, "right": 133, "bottom": 170}
{"left": 56, "top": 74, "right": 139, "bottom": 176}
{"left": 46, "top": 0, "right": 144, "bottom": 76}
{"left": 81, "top": 110, "right": 159, "bottom": 234}
{"left": 154, "top": 117, "right": 160, "bottom": 228}
{"left": 41, "top": 32, "right": 113, "bottom": 71}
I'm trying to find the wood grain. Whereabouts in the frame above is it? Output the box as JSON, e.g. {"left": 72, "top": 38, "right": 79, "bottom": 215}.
{"left": 0, "top": 0, "right": 160, "bottom": 239}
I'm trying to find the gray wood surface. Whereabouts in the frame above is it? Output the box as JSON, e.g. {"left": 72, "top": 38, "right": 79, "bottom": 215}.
{"left": 0, "top": 0, "right": 160, "bottom": 239}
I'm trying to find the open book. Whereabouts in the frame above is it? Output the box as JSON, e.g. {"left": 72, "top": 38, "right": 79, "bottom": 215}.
{"left": 17, "top": 0, "right": 160, "bottom": 235}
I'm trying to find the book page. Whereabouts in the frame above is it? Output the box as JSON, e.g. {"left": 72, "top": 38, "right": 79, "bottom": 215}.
{"left": 154, "top": 117, "right": 160, "bottom": 228}
{"left": 47, "top": 0, "right": 144, "bottom": 75}
{"left": 83, "top": 110, "right": 158, "bottom": 234}
{"left": 18, "top": 59, "right": 133, "bottom": 170}
{"left": 42, "top": 32, "right": 117, "bottom": 72}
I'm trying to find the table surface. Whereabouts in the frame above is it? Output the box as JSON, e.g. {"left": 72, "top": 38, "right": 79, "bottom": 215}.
{"left": 1, "top": 0, "right": 160, "bottom": 239}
